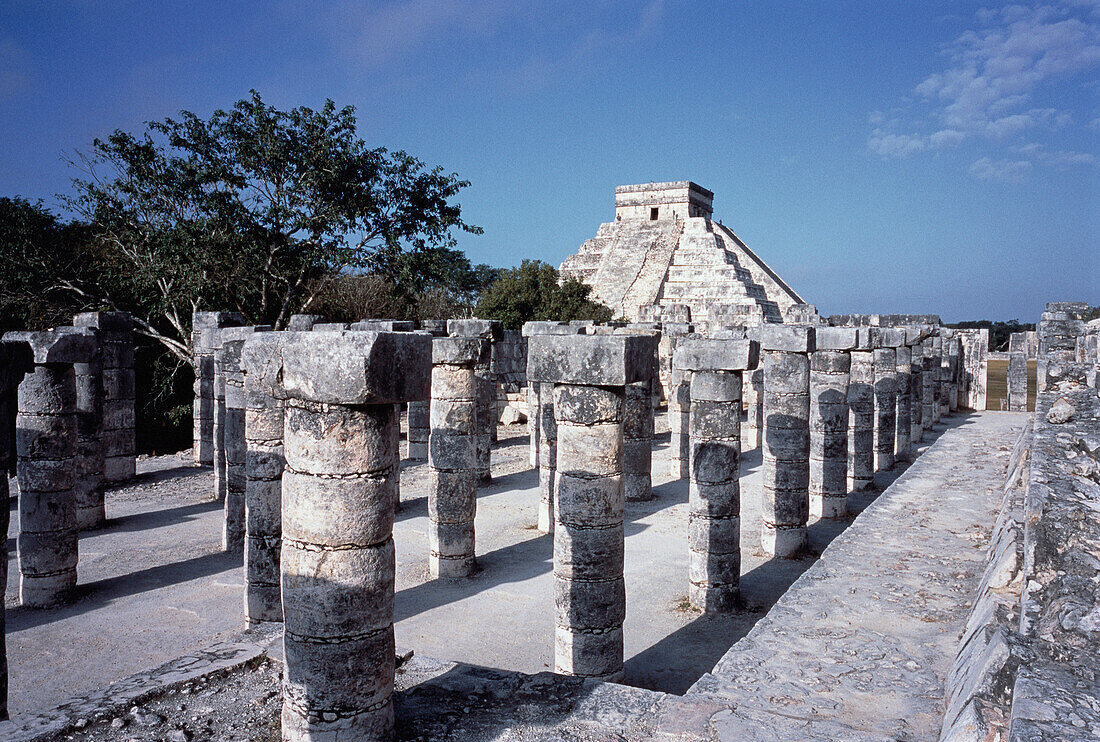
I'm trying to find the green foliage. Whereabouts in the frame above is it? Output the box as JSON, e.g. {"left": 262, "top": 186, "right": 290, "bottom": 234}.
{"left": 62, "top": 90, "right": 480, "bottom": 361}
{"left": 946, "top": 319, "right": 1036, "bottom": 352}
{"left": 0, "top": 197, "right": 94, "bottom": 332}
{"left": 474, "top": 259, "right": 613, "bottom": 330}
{"left": 1083, "top": 306, "right": 1100, "bottom": 322}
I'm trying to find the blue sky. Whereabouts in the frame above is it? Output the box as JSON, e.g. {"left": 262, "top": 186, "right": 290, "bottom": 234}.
{"left": 1, "top": 1, "right": 1096, "bottom": 322}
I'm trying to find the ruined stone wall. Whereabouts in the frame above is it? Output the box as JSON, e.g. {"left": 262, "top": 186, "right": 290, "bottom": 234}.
{"left": 939, "top": 307, "right": 1099, "bottom": 741}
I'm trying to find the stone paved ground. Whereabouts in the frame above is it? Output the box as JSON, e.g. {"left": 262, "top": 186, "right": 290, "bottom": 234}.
{"left": 689, "top": 411, "right": 1028, "bottom": 741}
{"left": 8, "top": 412, "right": 956, "bottom": 725}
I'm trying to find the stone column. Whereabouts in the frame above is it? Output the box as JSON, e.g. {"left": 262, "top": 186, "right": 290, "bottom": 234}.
{"left": 922, "top": 338, "right": 936, "bottom": 431}
{"left": 894, "top": 335, "right": 912, "bottom": 463}
{"left": 909, "top": 337, "right": 925, "bottom": 445}
{"left": 809, "top": 328, "right": 856, "bottom": 519}
{"left": 0, "top": 341, "right": 30, "bottom": 720}
{"left": 527, "top": 381, "right": 539, "bottom": 468}
{"left": 241, "top": 333, "right": 289, "bottom": 625}
{"left": 191, "top": 311, "right": 244, "bottom": 465}
{"left": 930, "top": 336, "right": 944, "bottom": 424}
{"left": 448, "top": 319, "right": 502, "bottom": 485}
{"left": 676, "top": 337, "right": 757, "bottom": 612}
{"left": 522, "top": 322, "right": 579, "bottom": 532}
{"left": 623, "top": 380, "right": 654, "bottom": 501}
{"left": 63, "top": 327, "right": 106, "bottom": 529}
{"left": 742, "top": 367, "right": 764, "bottom": 451}
{"left": 1008, "top": 333, "right": 1028, "bottom": 411}
{"left": 218, "top": 326, "right": 271, "bottom": 553}
{"left": 528, "top": 333, "right": 654, "bottom": 681}
{"left": 4, "top": 330, "right": 96, "bottom": 607}
{"left": 872, "top": 329, "right": 901, "bottom": 472}
{"left": 847, "top": 329, "right": 875, "bottom": 491}
{"left": 73, "top": 312, "right": 135, "bottom": 482}
{"left": 761, "top": 325, "right": 815, "bottom": 557}
{"left": 428, "top": 337, "right": 488, "bottom": 578}
{"left": 668, "top": 365, "right": 692, "bottom": 479}
{"left": 946, "top": 336, "right": 961, "bottom": 412}
{"left": 280, "top": 331, "right": 429, "bottom": 741}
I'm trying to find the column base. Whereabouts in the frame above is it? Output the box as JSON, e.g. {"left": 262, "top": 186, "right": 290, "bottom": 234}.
{"left": 761, "top": 524, "right": 806, "bottom": 558}
{"left": 537, "top": 502, "right": 554, "bottom": 533}
{"left": 75, "top": 503, "right": 106, "bottom": 530}
{"left": 245, "top": 584, "right": 283, "bottom": 624}
{"left": 689, "top": 583, "right": 739, "bottom": 613}
{"left": 407, "top": 441, "right": 427, "bottom": 460}
{"left": 810, "top": 494, "right": 847, "bottom": 520}
{"left": 554, "top": 625, "right": 623, "bottom": 679}
{"left": 849, "top": 476, "right": 874, "bottom": 491}
{"left": 281, "top": 697, "right": 394, "bottom": 742}
{"left": 875, "top": 452, "right": 895, "bottom": 471}
{"left": 104, "top": 455, "right": 135, "bottom": 482}
{"left": 21, "top": 570, "right": 77, "bottom": 608}
{"left": 430, "top": 555, "right": 476, "bottom": 579}
{"left": 623, "top": 473, "right": 653, "bottom": 502}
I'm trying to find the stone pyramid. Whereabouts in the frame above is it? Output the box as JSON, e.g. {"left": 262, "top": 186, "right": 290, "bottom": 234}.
{"left": 560, "top": 182, "right": 804, "bottom": 324}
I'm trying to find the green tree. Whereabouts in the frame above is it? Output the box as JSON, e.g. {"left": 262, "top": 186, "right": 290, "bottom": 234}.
{"left": 474, "top": 259, "right": 613, "bottom": 330}
{"left": 0, "top": 197, "right": 92, "bottom": 333}
{"left": 62, "top": 90, "right": 481, "bottom": 363}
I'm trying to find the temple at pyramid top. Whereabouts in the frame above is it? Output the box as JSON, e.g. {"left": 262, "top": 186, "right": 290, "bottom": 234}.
{"left": 560, "top": 182, "right": 806, "bottom": 325}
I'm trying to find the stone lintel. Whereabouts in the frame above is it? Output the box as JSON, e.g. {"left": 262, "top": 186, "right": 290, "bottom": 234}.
{"left": 522, "top": 321, "right": 580, "bottom": 337}
{"left": 813, "top": 327, "right": 859, "bottom": 351}
{"left": 2, "top": 329, "right": 98, "bottom": 365}
{"left": 351, "top": 319, "right": 415, "bottom": 332}
{"left": 447, "top": 319, "right": 504, "bottom": 340}
{"left": 674, "top": 338, "right": 759, "bottom": 372}
{"left": 72, "top": 311, "right": 132, "bottom": 331}
{"left": 218, "top": 326, "right": 272, "bottom": 344}
{"left": 282, "top": 331, "right": 431, "bottom": 405}
{"left": 432, "top": 336, "right": 490, "bottom": 366}
{"left": 760, "top": 325, "right": 816, "bottom": 353}
{"left": 872, "top": 327, "right": 907, "bottom": 349}
{"left": 527, "top": 334, "right": 657, "bottom": 386}
{"left": 192, "top": 311, "right": 246, "bottom": 329}
{"left": 312, "top": 322, "right": 351, "bottom": 331}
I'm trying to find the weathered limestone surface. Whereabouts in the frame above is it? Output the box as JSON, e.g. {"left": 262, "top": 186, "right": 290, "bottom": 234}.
{"left": 447, "top": 319, "right": 502, "bottom": 485}
{"left": 279, "top": 330, "right": 429, "bottom": 741}
{"left": 528, "top": 334, "right": 655, "bottom": 681}
{"left": 690, "top": 412, "right": 1027, "bottom": 741}
{"left": 560, "top": 182, "right": 803, "bottom": 324}
{"left": 809, "top": 328, "right": 855, "bottom": 519}
{"left": 848, "top": 331, "right": 875, "bottom": 491}
{"left": 428, "top": 336, "right": 488, "bottom": 578}
{"left": 1008, "top": 332, "right": 1029, "bottom": 411}
{"left": 4, "top": 330, "right": 97, "bottom": 608}
{"left": 192, "top": 312, "right": 245, "bottom": 465}
{"left": 59, "top": 327, "right": 106, "bottom": 530}
{"left": 760, "top": 325, "right": 814, "bottom": 557}
{"left": 872, "top": 328, "right": 902, "bottom": 471}
{"left": 241, "top": 332, "right": 290, "bottom": 625}
{"left": 894, "top": 336, "right": 913, "bottom": 462}
{"left": 73, "top": 312, "right": 135, "bottom": 482}
{"left": 217, "top": 326, "right": 271, "bottom": 553}
{"left": 676, "top": 337, "right": 757, "bottom": 612}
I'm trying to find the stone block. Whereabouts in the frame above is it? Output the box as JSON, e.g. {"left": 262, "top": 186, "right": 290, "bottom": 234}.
{"left": 282, "top": 331, "right": 430, "bottom": 405}
{"left": 760, "top": 325, "right": 815, "bottom": 353}
{"left": 814, "top": 327, "right": 859, "bottom": 350}
{"left": 673, "top": 338, "right": 758, "bottom": 372}
{"left": 528, "top": 334, "right": 656, "bottom": 386}
{"left": 447, "top": 318, "right": 503, "bottom": 340}
{"left": 432, "top": 336, "right": 490, "bottom": 366}
{"left": 3, "top": 330, "right": 97, "bottom": 365}
{"left": 872, "top": 327, "right": 906, "bottom": 348}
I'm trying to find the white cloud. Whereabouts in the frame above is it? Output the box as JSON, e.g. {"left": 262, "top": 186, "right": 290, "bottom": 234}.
{"left": 867, "top": 130, "right": 926, "bottom": 158}
{"left": 868, "top": 2, "right": 1100, "bottom": 175}
{"left": 970, "top": 156, "right": 1033, "bottom": 181}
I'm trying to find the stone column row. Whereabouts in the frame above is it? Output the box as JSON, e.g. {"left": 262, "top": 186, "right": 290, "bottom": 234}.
{"left": 217, "top": 326, "right": 271, "bottom": 553}
{"left": 241, "top": 332, "right": 288, "bottom": 625}
{"left": 74, "top": 312, "right": 135, "bottom": 482}
{"left": 64, "top": 326, "right": 106, "bottom": 529}
{"left": 873, "top": 328, "right": 903, "bottom": 472}
{"left": 1008, "top": 332, "right": 1028, "bottom": 411}
{"left": 448, "top": 319, "right": 502, "bottom": 485}
{"left": 192, "top": 312, "right": 244, "bottom": 465}
{"left": 809, "top": 328, "right": 857, "bottom": 519}
{"left": 279, "top": 331, "right": 429, "bottom": 741}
